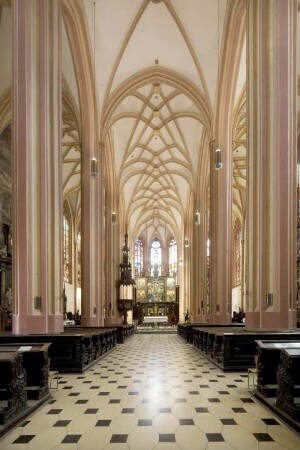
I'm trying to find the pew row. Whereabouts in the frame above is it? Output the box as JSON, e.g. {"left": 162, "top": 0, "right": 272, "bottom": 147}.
{"left": 253, "top": 341, "right": 300, "bottom": 433}
{"left": 0, "top": 343, "right": 51, "bottom": 437}
{"left": 65, "top": 324, "right": 135, "bottom": 344}
{"left": 191, "top": 326, "right": 300, "bottom": 371}
{"left": 177, "top": 323, "right": 244, "bottom": 343}
{"left": 0, "top": 329, "right": 117, "bottom": 373}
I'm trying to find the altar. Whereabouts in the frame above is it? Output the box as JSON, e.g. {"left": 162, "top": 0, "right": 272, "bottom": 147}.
{"left": 143, "top": 315, "right": 168, "bottom": 324}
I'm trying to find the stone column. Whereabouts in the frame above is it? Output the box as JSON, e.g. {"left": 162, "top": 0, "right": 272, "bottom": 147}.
{"left": 12, "top": 0, "right": 63, "bottom": 333}
{"left": 209, "top": 140, "right": 232, "bottom": 324}
{"left": 80, "top": 137, "right": 104, "bottom": 326}
{"left": 246, "top": 0, "right": 297, "bottom": 329}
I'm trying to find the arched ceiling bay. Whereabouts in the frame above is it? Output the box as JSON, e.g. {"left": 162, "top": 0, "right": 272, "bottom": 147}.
{"left": 109, "top": 80, "right": 204, "bottom": 242}
{"left": 82, "top": 0, "right": 233, "bottom": 244}
{"left": 77, "top": 0, "right": 244, "bottom": 246}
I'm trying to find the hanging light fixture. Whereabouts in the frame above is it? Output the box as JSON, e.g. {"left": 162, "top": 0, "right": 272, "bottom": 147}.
{"left": 214, "top": 148, "right": 223, "bottom": 170}
{"left": 91, "top": 156, "right": 98, "bottom": 178}
{"left": 195, "top": 211, "right": 200, "bottom": 226}
{"left": 184, "top": 237, "right": 190, "bottom": 248}
{"left": 111, "top": 211, "right": 117, "bottom": 225}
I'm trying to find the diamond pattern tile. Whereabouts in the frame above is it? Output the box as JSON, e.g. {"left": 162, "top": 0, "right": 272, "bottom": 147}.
{"left": 1, "top": 334, "right": 299, "bottom": 450}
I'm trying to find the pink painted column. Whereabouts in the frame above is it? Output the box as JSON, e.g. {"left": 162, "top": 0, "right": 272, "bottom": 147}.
{"left": 209, "top": 140, "right": 232, "bottom": 324}
{"left": 12, "top": 0, "right": 63, "bottom": 333}
{"left": 80, "top": 138, "right": 104, "bottom": 327}
{"left": 246, "top": 0, "right": 297, "bottom": 329}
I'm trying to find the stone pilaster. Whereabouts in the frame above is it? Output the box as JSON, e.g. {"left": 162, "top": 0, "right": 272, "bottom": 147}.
{"left": 12, "top": 0, "right": 63, "bottom": 333}
{"left": 246, "top": 0, "right": 297, "bottom": 329}
{"left": 209, "top": 140, "right": 232, "bottom": 324}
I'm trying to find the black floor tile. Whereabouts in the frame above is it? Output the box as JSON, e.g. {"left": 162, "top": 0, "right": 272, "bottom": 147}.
{"left": 199, "top": 384, "right": 209, "bottom": 388}
{"left": 110, "top": 434, "right": 128, "bottom": 443}
{"left": 221, "top": 419, "right": 237, "bottom": 425}
{"left": 109, "top": 399, "right": 121, "bottom": 403}
{"left": 174, "top": 398, "right": 186, "bottom": 403}
{"left": 68, "top": 392, "right": 79, "bottom": 396}
{"left": 138, "top": 419, "right": 152, "bottom": 426}
{"left": 76, "top": 399, "right": 88, "bottom": 404}
{"left": 208, "top": 398, "right": 220, "bottom": 403}
{"left": 61, "top": 434, "right": 81, "bottom": 443}
{"left": 96, "top": 420, "right": 111, "bottom": 427}
{"left": 159, "top": 434, "right": 176, "bottom": 442}
{"left": 218, "top": 391, "right": 229, "bottom": 395}
{"left": 129, "top": 391, "right": 139, "bottom": 395}
{"left": 13, "top": 435, "right": 35, "bottom": 444}
{"left": 189, "top": 391, "right": 199, "bottom": 395}
{"left": 195, "top": 407, "right": 209, "bottom": 413}
{"left": 206, "top": 433, "right": 225, "bottom": 442}
{"left": 122, "top": 408, "right": 135, "bottom": 413}
{"left": 253, "top": 433, "right": 274, "bottom": 442}
{"left": 47, "top": 409, "right": 63, "bottom": 414}
{"left": 180, "top": 419, "right": 194, "bottom": 425}
{"left": 53, "top": 420, "right": 71, "bottom": 427}
{"left": 241, "top": 398, "right": 254, "bottom": 403}
{"left": 159, "top": 407, "right": 172, "bottom": 413}
{"left": 232, "top": 407, "right": 246, "bottom": 413}
{"left": 84, "top": 408, "right": 98, "bottom": 414}
{"left": 19, "top": 420, "right": 30, "bottom": 427}
{"left": 261, "top": 418, "right": 280, "bottom": 425}
{"left": 98, "top": 392, "right": 109, "bottom": 396}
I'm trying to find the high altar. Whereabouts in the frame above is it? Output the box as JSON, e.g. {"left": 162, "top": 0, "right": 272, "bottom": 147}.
{"left": 133, "top": 276, "right": 179, "bottom": 324}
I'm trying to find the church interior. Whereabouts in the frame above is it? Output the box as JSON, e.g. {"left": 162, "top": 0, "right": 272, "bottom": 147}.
{"left": 0, "top": 0, "right": 300, "bottom": 448}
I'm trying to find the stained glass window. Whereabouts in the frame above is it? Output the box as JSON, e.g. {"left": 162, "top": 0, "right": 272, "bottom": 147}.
{"left": 169, "top": 239, "right": 177, "bottom": 279}
{"left": 233, "top": 217, "right": 242, "bottom": 287}
{"left": 150, "top": 239, "right": 162, "bottom": 276}
{"left": 135, "top": 238, "right": 144, "bottom": 277}
{"left": 63, "top": 202, "right": 72, "bottom": 283}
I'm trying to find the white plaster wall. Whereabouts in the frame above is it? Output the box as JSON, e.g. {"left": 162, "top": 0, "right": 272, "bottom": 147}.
{"left": 232, "top": 285, "right": 242, "bottom": 315}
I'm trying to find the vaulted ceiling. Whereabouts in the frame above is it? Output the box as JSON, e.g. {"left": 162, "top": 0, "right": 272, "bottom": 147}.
{"left": 61, "top": 0, "right": 246, "bottom": 244}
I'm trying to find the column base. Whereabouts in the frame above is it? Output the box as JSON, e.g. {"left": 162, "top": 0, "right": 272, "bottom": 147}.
{"left": 12, "top": 314, "right": 64, "bottom": 334}
{"left": 81, "top": 316, "right": 104, "bottom": 327}
{"left": 104, "top": 317, "right": 122, "bottom": 325}
{"left": 245, "top": 310, "right": 297, "bottom": 331}
{"left": 209, "top": 314, "right": 231, "bottom": 325}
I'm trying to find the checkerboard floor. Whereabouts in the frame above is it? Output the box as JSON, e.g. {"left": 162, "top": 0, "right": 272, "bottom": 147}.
{"left": 1, "top": 334, "right": 299, "bottom": 449}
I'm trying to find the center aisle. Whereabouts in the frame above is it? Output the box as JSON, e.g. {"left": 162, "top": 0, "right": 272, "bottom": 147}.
{"left": 1, "top": 334, "right": 299, "bottom": 449}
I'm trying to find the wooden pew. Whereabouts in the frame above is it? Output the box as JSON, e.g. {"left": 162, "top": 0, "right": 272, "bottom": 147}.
{"left": 192, "top": 327, "right": 300, "bottom": 371}
{"left": 63, "top": 328, "right": 117, "bottom": 358}
{"left": 0, "top": 351, "right": 27, "bottom": 425}
{"left": 102, "top": 324, "right": 135, "bottom": 343}
{"left": 0, "top": 343, "right": 51, "bottom": 400}
{"left": 0, "top": 328, "right": 120, "bottom": 373}
{"left": 255, "top": 340, "right": 300, "bottom": 398}
{"left": 0, "top": 334, "right": 93, "bottom": 373}
{"left": 276, "top": 348, "right": 300, "bottom": 423}
{"left": 178, "top": 323, "right": 245, "bottom": 344}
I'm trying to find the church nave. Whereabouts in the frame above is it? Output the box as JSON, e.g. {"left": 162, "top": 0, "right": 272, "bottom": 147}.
{"left": 0, "top": 334, "right": 299, "bottom": 450}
